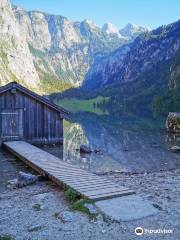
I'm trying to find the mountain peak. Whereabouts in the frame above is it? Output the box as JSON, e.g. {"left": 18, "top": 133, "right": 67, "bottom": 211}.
{"left": 102, "top": 22, "right": 125, "bottom": 39}
{"left": 12, "top": 5, "right": 25, "bottom": 12}
{"left": 120, "top": 23, "right": 150, "bottom": 38}
{"left": 83, "top": 19, "right": 97, "bottom": 27}
{"left": 102, "top": 23, "right": 119, "bottom": 34}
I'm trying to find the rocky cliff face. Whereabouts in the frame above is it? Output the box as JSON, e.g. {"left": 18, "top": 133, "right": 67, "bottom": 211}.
{"left": 0, "top": 0, "right": 148, "bottom": 93}
{"left": 168, "top": 51, "right": 180, "bottom": 89}
{"left": 120, "top": 23, "right": 150, "bottom": 38}
{"left": 0, "top": 0, "right": 40, "bottom": 91}
{"left": 166, "top": 112, "right": 180, "bottom": 133}
{"left": 84, "top": 20, "right": 180, "bottom": 90}
{"left": 12, "top": 7, "right": 127, "bottom": 91}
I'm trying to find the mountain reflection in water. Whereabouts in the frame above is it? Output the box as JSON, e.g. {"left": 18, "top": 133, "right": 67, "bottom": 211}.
{"left": 47, "top": 113, "right": 180, "bottom": 174}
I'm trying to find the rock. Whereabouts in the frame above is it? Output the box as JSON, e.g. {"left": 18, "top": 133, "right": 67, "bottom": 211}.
{"left": 166, "top": 112, "right": 180, "bottom": 133}
{"left": 84, "top": 203, "right": 99, "bottom": 214}
{"left": 32, "top": 203, "right": 42, "bottom": 211}
{"left": 95, "top": 195, "right": 159, "bottom": 222}
{"left": 18, "top": 171, "right": 38, "bottom": 187}
{"left": 7, "top": 172, "right": 38, "bottom": 189}
{"left": 152, "top": 203, "right": 163, "bottom": 211}
{"left": 122, "top": 148, "right": 129, "bottom": 152}
{"left": 80, "top": 145, "right": 92, "bottom": 154}
{"left": 94, "top": 149, "right": 103, "bottom": 155}
{"left": 28, "top": 224, "right": 43, "bottom": 232}
{"left": 166, "top": 133, "right": 180, "bottom": 143}
{"left": 81, "top": 157, "right": 88, "bottom": 163}
{"left": 95, "top": 214, "right": 104, "bottom": 226}
{"left": 60, "top": 211, "right": 74, "bottom": 222}
{"left": 7, "top": 179, "right": 18, "bottom": 189}
{"left": 169, "top": 145, "right": 180, "bottom": 153}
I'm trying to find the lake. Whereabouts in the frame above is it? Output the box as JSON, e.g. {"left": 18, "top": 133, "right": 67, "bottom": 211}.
{"left": 43, "top": 113, "right": 180, "bottom": 174}
{"left": 1, "top": 112, "right": 180, "bottom": 192}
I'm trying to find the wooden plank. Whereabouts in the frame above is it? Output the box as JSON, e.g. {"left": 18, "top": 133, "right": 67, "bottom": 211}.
{"left": 51, "top": 173, "right": 112, "bottom": 183}
{"left": 47, "top": 170, "right": 104, "bottom": 179}
{"left": 35, "top": 163, "right": 89, "bottom": 173}
{"left": 70, "top": 182, "right": 120, "bottom": 190}
{"left": 3, "top": 141, "right": 135, "bottom": 201}
{"left": 81, "top": 187, "right": 129, "bottom": 196}
{"left": 46, "top": 172, "right": 101, "bottom": 180}
{"left": 89, "top": 190, "right": 135, "bottom": 201}
{"left": 75, "top": 184, "right": 127, "bottom": 192}
{"left": 48, "top": 177, "right": 114, "bottom": 186}
{"left": 15, "top": 155, "right": 85, "bottom": 171}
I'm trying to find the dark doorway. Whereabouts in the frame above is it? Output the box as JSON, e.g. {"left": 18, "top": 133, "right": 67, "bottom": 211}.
{"left": 0, "top": 109, "right": 23, "bottom": 141}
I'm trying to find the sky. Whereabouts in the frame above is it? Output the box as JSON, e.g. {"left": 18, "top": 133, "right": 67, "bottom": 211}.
{"left": 11, "top": 0, "right": 180, "bottom": 30}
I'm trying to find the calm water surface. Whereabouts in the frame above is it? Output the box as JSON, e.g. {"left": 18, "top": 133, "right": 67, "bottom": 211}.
{"left": 1, "top": 113, "right": 180, "bottom": 192}
{"left": 43, "top": 113, "right": 180, "bottom": 174}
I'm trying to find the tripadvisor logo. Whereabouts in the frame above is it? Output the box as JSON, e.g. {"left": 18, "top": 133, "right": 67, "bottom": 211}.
{"left": 135, "top": 227, "right": 144, "bottom": 236}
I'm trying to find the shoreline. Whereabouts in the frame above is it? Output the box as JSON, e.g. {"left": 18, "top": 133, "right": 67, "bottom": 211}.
{"left": 0, "top": 169, "right": 179, "bottom": 240}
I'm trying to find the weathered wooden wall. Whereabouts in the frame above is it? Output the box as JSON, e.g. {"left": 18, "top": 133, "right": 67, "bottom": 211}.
{"left": 0, "top": 89, "right": 63, "bottom": 144}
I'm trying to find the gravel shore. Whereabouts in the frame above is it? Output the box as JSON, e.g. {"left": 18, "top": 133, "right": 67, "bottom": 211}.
{"left": 0, "top": 169, "right": 179, "bottom": 240}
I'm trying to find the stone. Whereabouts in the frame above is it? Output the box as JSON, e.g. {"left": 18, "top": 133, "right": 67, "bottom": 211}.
{"left": 169, "top": 145, "right": 180, "bottom": 153}
{"left": 166, "top": 112, "right": 180, "bottom": 133}
{"left": 94, "top": 149, "right": 103, "bottom": 155}
{"left": 60, "top": 211, "right": 74, "bottom": 222}
{"left": 84, "top": 203, "right": 99, "bottom": 214}
{"left": 18, "top": 171, "right": 38, "bottom": 187}
{"left": 95, "top": 214, "right": 104, "bottom": 226}
{"left": 7, "top": 179, "right": 18, "bottom": 189}
{"left": 28, "top": 224, "right": 43, "bottom": 232}
{"left": 122, "top": 148, "right": 129, "bottom": 152}
{"left": 95, "top": 195, "right": 159, "bottom": 222}
{"left": 80, "top": 145, "right": 92, "bottom": 154}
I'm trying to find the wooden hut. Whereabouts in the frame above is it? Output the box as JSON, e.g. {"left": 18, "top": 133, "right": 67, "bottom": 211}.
{"left": 0, "top": 82, "right": 68, "bottom": 145}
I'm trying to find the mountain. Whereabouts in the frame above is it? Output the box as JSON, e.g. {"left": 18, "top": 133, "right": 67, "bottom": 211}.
{"left": 120, "top": 23, "right": 150, "bottom": 38}
{"left": 0, "top": 0, "right": 148, "bottom": 93}
{"left": 152, "top": 50, "right": 180, "bottom": 116}
{"left": 0, "top": 0, "right": 40, "bottom": 91}
{"left": 13, "top": 8, "right": 125, "bottom": 92}
{"left": 83, "top": 20, "right": 180, "bottom": 115}
{"left": 102, "top": 23, "right": 123, "bottom": 38}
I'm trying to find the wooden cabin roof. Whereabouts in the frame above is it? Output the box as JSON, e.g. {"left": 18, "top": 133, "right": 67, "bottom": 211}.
{"left": 0, "top": 82, "right": 69, "bottom": 116}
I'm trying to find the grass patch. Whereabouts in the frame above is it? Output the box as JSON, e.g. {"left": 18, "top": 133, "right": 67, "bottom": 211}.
{"left": 32, "top": 203, "right": 41, "bottom": 211}
{"left": 71, "top": 199, "right": 98, "bottom": 220}
{"left": 71, "top": 199, "right": 97, "bottom": 217}
{"left": 0, "top": 235, "right": 14, "bottom": 240}
{"left": 65, "top": 188, "right": 80, "bottom": 203}
{"left": 71, "top": 199, "right": 92, "bottom": 214}
{"left": 55, "top": 96, "right": 109, "bottom": 115}
{"left": 64, "top": 188, "right": 98, "bottom": 219}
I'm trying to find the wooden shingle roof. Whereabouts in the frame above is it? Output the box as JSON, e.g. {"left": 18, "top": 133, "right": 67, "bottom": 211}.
{"left": 0, "top": 82, "right": 69, "bottom": 116}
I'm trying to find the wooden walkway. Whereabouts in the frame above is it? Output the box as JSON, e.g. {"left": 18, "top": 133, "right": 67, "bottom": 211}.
{"left": 3, "top": 141, "right": 135, "bottom": 201}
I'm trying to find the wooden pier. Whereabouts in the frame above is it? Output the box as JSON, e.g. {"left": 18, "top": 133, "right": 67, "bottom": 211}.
{"left": 3, "top": 141, "right": 135, "bottom": 201}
